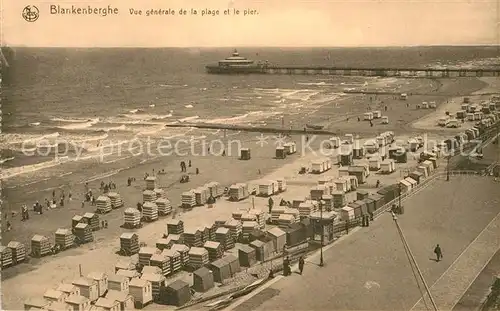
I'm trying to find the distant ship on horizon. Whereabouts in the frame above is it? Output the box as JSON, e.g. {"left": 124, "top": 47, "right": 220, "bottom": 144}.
{"left": 205, "top": 50, "right": 269, "bottom": 74}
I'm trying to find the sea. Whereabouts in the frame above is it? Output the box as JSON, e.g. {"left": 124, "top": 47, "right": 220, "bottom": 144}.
{"left": 1, "top": 46, "right": 499, "bottom": 185}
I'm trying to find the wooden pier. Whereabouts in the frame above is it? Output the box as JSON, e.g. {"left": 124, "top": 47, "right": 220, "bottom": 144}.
{"left": 263, "top": 66, "right": 500, "bottom": 78}
{"left": 209, "top": 66, "right": 500, "bottom": 78}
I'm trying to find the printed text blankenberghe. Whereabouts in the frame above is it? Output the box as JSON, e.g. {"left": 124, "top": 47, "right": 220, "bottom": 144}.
{"left": 50, "top": 5, "right": 119, "bottom": 16}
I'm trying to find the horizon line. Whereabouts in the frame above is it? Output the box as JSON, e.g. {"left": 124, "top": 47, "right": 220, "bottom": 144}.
{"left": 2, "top": 44, "right": 500, "bottom": 49}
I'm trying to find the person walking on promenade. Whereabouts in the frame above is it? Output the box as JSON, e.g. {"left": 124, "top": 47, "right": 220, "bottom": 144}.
{"left": 298, "top": 256, "right": 305, "bottom": 275}
{"left": 434, "top": 244, "right": 443, "bottom": 262}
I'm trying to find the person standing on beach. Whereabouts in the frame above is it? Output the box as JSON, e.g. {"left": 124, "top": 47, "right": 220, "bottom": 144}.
{"left": 434, "top": 244, "right": 443, "bottom": 262}
{"left": 188, "top": 160, "right": 192, "bottom": 167}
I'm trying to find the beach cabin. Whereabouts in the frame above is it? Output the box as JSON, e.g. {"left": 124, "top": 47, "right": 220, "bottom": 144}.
{"left": 381, "top": 116, "right": 389, "bottom": 124}
{"left": 141, "top": 273, "right": 166, "bottom": 302}
{"left": 429, "top": 101, "right": 437, "bottom": 108}
{"left": 456, "top": 110, "right": 466, "bottom": 119}
{"left": 105, "top": 290, "right": 134, "bottom": 311}
{"left": 44, "top": 289, "right": 68, "bottom": 303}
{"left": 400, "top": 93, "right": 408, "bottom": 100}
{"left": 368, "top": 193, "right": 385, "bottom": 211}
{"left": 57, "top": 284, "right": 81, "bottom": 297}
{"left": 438, "top": 116, "right": 449, "bottom": 127}
{"left": 107, "top": 274, "right": 129, "bottom": 294}
{"left": 405, "top": 177, "right": 418, "bottom": 190}
{"left": 422, "top": 160, "right": 434, "bottom": 174}
{"left": 309, "top": 211, "right": 337, "bottom": 245}
{"left": 193, "top": 267, "right": 215, "bottom": 292}
{"left": 409, "top": 171, "right": 424, "bottom": 184}
{"left": 266, "top": 227, "right": 286, "bottom": 253}
{"left": 24, "top": 298, "right": 50, "bottom": 311}
{"left": 376, "top": 136, "right": 386, "bottom": 147}
{"left": 362, "top": 198, "right": 376, "bottom": 215}
{"left": 114, "top": 260, "right": 135, "bottom": 274}
{"left": 160, "top": 280, "right": 192, "bottom": 307}
{"left": 363, "top": 112, "right": 374, "bottom": 121}
{"left": 283, "top": 142, "right": 297, "bottom": 154}
{"left": 380, "top": 160, "right": 395, "bottom": 174}
{"left": 399, "top": 179, "right": 412, "bottom": 194}
{"left": 372, "top": 110, "right": 382, "bottom": 119}
{"left": 421, "top": 102, "right": 429, "bottom": 109}
{"left": 239, "top": 148, "right": 251, "bottom": 160}
{"left": 46, "top": 302, "right": 72, "bottom": 311}
{"left": 250, "top": 240, "right": 271, "bottom": 262}
{"left": 238, "top": 244, "right": 257, "bottom": 267}
{"left": 368, "top": 157, "right": 381, "bottom": 171}
{"left": 275, "top": 146, "right": 286, "bottom": 159}
{"left": 363, "top": 140, "right": 379, "bottom": 154}
{"left": 340, "top": 206, "right": 355, "bottom": 221}
{"left": 348, "top": 165, "right": 368, "bottom": 184}
{"left": 209, "top": 258, "right": 232, "bottom": 283}
{"left": 339, "top": 151, "right": 354, "bottom": 166}
{"left": 116, "top": 269, "right": 140, "bottom": 280}
{"left": 333, "top": 179, "right": 349, "bottom": 193}
{"left": 87, "top": 272, "right": 108, "bottom": 297}
{"left": 65, "top": 295, "right": 91, "bottom": 311}
{"left": 129, "top": 278, "right": 153, "bottom": 309}
{"left": 352, "top": 146, "right": 365, "bottom": 159}
{"left": 344, "top": 134, "right": 354, "bottom": 144}
{"left": 408, "top": 139, "right": 419, "bottom": 152}
{"left": 72, "top": 277, "right": 99, "bottom": 302}
{"left": 329, "top": 136, "right": 340, "bottom": 149}
{"left": 94, "top": 298, "right": 120, "bottom": 311}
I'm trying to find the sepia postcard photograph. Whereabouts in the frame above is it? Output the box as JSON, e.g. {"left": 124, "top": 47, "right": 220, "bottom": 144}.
{"left": 1, "top": 0, "right": 500, "bottom": 310}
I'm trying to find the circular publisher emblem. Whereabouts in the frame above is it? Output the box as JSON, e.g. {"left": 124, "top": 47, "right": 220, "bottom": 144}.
{"left": 22, "top": 5, "right": 39, "bottom": 22}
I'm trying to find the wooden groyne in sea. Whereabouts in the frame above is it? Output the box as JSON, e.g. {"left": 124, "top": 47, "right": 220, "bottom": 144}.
{"left": 165, "top": 123, "right": 339, "bottom": 136}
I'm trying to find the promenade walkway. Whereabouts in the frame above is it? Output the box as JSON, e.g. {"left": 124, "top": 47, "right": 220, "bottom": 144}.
{"left": 225, "top": 176, "right": 500, "bottom": 311}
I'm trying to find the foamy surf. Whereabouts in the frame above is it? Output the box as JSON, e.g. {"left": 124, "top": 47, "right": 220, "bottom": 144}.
{"left": 178, "top": 116, "right": 199, "bottom": 122}
{"left": 51, "top": 117, "right": 94, "bottom": 123}
{"left": 185, "top": 104, "right": 194, "bottom": 108}
{"left": 0, "top": 157, "right": 15, "bottom": 164}
{"left": 58, "top": 118, "right": 99, "bottom": 130}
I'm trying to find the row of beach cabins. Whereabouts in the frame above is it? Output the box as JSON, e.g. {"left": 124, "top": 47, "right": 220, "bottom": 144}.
{"left": 361, "top": 110, "right": 389, "bottom": 124}
{"left": 438, "top": 97, "right": 500, "bottom": 128}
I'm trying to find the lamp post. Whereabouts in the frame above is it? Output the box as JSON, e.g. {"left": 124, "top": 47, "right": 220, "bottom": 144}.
{"left": 446, "top": 155, "right": 451, "bottom": 181}
{"left": 398, "top": 183, "right": 402, "bottom": 213}
{"left": 319, "top": 200, "right": 325, "bottom": 267}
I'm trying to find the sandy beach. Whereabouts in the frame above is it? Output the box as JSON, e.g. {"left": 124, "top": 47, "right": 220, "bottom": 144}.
{"left": 1, "top": 75, "right": 498, "bottom": 310}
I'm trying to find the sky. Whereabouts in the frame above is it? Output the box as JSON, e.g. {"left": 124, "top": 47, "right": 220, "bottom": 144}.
{"left": 1, "top": 0, "right": 499, "bottom": 47}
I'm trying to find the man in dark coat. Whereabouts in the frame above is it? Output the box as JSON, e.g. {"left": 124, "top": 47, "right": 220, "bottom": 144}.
{"left": 268, "top": 197, "right": 274, "bottom": 214}
{"left": 434, "top": 244, "right": 443, "bottom": 261}
{"left": 298, "top": 256, "right": 305, "bottom": 275}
